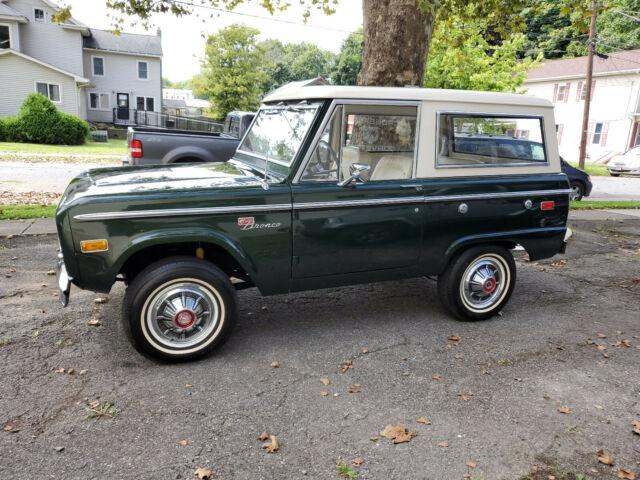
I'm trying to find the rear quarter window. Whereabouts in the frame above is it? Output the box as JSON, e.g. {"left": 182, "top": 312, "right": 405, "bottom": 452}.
{"left": 437, "top": 113, "right": 548, "bottom": 168}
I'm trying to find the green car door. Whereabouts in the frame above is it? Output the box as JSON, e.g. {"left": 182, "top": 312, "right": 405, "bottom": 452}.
{"left": 290, "top": 102, "right": 424, "bottom": 281}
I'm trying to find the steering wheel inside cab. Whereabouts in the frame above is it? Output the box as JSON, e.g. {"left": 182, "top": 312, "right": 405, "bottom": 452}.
{"left": 304, "top": 139, "right": 339, "bottom": 179}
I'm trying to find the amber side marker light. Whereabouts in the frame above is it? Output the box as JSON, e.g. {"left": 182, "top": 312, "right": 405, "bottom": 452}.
{"left": 80, "top": 239, "right": 109, "bottom": 253}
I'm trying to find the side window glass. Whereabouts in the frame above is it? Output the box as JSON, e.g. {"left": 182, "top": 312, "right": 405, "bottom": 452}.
{"left": 301, "top": 106, "right": 342, "bottom": 182}
{"left": 342, "top": 105, "right": 417, "bottom": 181}
{"left": 437, "top": 114, "right": 547, "bottom": 167}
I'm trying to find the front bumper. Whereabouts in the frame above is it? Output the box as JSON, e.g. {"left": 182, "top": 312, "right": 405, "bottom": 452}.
{"left": 607, "top": 166, "right": 640, "bottom": 175}
{"left": 57, "top": 252, "right": 71, "bottom": 307}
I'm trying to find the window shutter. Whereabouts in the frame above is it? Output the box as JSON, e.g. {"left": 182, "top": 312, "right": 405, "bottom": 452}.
{"left": 564, "top": 82, "right": 570, "bottom": 103}
{"left": 590, "top": 80, "right": 596, "bottom": 100}
{"left": 601, "top": 122, "right": 609, "bottom": 147}
{"left": 576, "top": 81, "right": 583, "bottom": 101}
{"left": 587, "top": 122, "right": 594, "bottom": 144}
{"left": 557, "top": 124, "right": 564, "bottom": 145}
{"left": 552, "top": 83, "right": 558, "bottom": 103}
{"left": 524, "top": 130, "right": 530, "bottom": 139}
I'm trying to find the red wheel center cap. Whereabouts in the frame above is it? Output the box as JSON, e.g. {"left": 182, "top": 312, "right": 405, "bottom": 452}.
{"left": 483, "top": 278, "right": 496, "bottom": 293}
{"left": 174, "top": 310, "right": 195, "bottom": 328}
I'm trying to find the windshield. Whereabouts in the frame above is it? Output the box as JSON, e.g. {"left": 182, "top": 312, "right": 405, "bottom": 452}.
{"left": 236, "top": 103, "right": 320, "bottom": 171}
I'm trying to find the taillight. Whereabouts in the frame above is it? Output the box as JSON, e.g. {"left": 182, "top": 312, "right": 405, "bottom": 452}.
{"left": 129, "top": 139, "right": 142, "bottom": 158}
{"left": 541, "top": 201, "right": 555, "bottom": 211}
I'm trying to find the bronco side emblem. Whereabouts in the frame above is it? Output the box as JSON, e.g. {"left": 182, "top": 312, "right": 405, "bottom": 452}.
{"left": 238, "top": 217, "right": 255, "bottom": 227}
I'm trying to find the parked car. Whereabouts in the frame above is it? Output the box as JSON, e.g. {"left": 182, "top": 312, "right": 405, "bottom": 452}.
{"left": 124, "top": 111, "right": 255, "bottom": 166}
{"left": 606, "top": 146, "right": 640, "bottom": 176}
{"left": 561, "top": 159, "right": 592, "bottom": 201}
{"left": 56, "top": 85, "right": 570, "bottom": 360}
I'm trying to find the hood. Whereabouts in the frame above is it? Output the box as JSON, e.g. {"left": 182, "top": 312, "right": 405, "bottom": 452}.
{"left": 59, "top": 162, "right": 263, "bottom": 206}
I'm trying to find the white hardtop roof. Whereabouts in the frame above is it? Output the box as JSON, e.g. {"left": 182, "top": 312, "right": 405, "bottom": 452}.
{"left": 262, "top": 85, "right": 553, "bottom": 108}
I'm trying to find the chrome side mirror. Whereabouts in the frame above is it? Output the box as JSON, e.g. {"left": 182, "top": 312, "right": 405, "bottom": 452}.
{"left": 338, "top": 163, "right": 371, "bottom": 187}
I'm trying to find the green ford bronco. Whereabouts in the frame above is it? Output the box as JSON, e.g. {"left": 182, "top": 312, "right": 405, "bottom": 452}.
{"left": 56, "top": 85, "right": 570, "bottom": 360}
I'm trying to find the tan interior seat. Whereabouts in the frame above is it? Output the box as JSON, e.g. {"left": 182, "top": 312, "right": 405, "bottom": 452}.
{"left": 341, "top": 146, "right": 374, "bottom": 179}
{"left": 371, "top": 154, "right": 413, "bottom": 180}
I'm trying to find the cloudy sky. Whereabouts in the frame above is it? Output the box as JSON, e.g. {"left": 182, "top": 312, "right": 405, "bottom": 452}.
{"left": 64, "top": 0, "right": 363, "bottom": 82}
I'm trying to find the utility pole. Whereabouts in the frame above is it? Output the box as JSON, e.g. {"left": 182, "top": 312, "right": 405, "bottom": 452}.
{"left": 578, "top": 0, "right": 598, "bottom": 169}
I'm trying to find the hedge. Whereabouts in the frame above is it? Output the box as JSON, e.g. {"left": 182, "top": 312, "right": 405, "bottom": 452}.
{"left": 0, "top": 93, "right": 89, "bottom": 145}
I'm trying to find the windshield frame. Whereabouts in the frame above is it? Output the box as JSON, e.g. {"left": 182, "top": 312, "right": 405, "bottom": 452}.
{"left": 233, "top": 102, "right": 323, "bottom": 179}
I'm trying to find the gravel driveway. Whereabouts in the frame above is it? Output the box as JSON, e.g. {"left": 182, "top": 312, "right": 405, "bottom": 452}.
{"left": 1, "top": 211, "right": 639, "bottom": 479}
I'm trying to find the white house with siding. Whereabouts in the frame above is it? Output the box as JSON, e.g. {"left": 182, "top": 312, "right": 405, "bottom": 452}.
{"left": 0, "top": 0, "right": 162, "bottom": 124}
{"left": 524, "top": 49, "right": 640, "bottom": 163}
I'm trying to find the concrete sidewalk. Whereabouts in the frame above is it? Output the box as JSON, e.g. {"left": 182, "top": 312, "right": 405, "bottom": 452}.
{"left": 1, "top": 208, "right": 639, "bottom": 238}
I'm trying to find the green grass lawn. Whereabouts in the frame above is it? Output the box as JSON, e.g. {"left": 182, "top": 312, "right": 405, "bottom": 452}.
{"left": 570, "top": 200, "right": 640, "bottom": 209}
{"left": 568, "top": 161, "right": 608, "bottom": 176}
{"left": 0, "top": 139, "right": 127, "bottom": 156}
{"left": 0, "top": 205, "right": 57, "bottom": 220}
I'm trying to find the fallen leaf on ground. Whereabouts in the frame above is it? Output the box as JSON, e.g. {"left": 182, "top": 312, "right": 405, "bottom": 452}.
{"left": 447, "top": 334, "right": 461, "bottom": 342}
{"left": 320, "top": 378, "right": 330, "bottom": 386}
{"left": 47, "top": 269, "right": 55, "bottom": 275}
{"left": 341, "top": 360, "right": 353, "bottom": 373}
{"left": 617, "top": 469, "right": 635, "bottom": 479}
{"left": 632, "top": 420, "right": 640, "bottom": 435}
{"left": 94, "top": 297, "right": 108, "bottom": 304}
{"left": 258, "top": 430, "right": 269, "bottom": 441}
{"left": 557, "top": 406, "right": 570, "bottom": 414}
{"left": 353, "top": 457, "right": 364, "bottom": 467}
{"left": 67, "top": 368, "right": 74, "bottom": 375}
{"left": 38, "top": 309, "right": 45, "bottom": 314}
{"left": 417, "top": 417, "right": 431, "bottom": 424}
{"left": 380, "top": 424, "right": 417, "bottom": 444}
{"left": 270, "top": 361, "right": 279, "bottom": 368}
{"left": 594, "top": 405, "right": 603, "bottom": 410}
{"left": 185, "top": 384, "right": 192, "bottom": 388}
{"left": 598, "top": 333, "right": 607, "bottom": 339}
{"left": 3, "top": 425, "right": 14, "bottom": 431}
{"left": 432, "top": 375, "right": 441, "bottom": 381}
{"left": 466, "top": 461, "right": 477, "bottom": 468}
{"left": 454, "top": 354, "right": 463, "bottom": 359}
{"left": 194, "top": 467, "right": 212, "bottom": 479}
{"left": 262, "top": 435, "right": 279, "bottom": 453}
{"left": 88, "top": 401, "right": 100, "bottom": 408}
{"left": 437, "top": 441, "right": 449, "bottom": 447}
{"left": 54, "top": 368, "right": 65, "bottom": 374}
{"left": 177, "top": 440, "right": 187, "bottom": 446}
{"left": 482, "top": 370, "right": 491, "bottom": 374}
{"left": 369, "top": 436, "right": 378, "bottom": 442}
{"left": 362, "top": 348, "right": 369, "bottom": 354}
{"left": 402, "top": 372, "right": 410, "bottom": 376}
{"left": 320, "top": 391, "right": 328, "bottom": 396}
{"left": 598, "top": 449, "right": 614, "bottom": 466}
{"left": 348, "top": 384, "right": 361, "bottom": 393}
{"left": 597, "top": 345, "right": 606, "bottom": 351}
{"left": 550, "top": 260, "right": 567, "bottom": 267}
{"left": 445, "top": 344, "right": 452, "bottom": 349}
{"left": 87, "top": 318, "right": 101, "bottom": 326}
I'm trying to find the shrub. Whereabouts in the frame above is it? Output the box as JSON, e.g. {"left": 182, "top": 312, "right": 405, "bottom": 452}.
{"left": 0, "top": 118, "right": 5, "bottom": 142}
{"left": 3, "top": 93, "right": 89, "bottom": 145}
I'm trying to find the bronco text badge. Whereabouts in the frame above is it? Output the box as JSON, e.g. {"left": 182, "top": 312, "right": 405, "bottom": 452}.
{"left": 238, "top": 217, "right": 281, "bottom": 231}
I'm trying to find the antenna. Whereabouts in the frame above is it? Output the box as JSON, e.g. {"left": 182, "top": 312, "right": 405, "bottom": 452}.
{"left": 262, "top": 141, "right": 270, "bottom": 191}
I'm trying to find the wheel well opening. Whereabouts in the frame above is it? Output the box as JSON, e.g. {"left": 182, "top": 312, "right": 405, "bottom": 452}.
{"left": 119, "top": 242, "right": 249, "bottom": 283}
{"left": 171, "top": 157, "right": 205, "bottom": 164}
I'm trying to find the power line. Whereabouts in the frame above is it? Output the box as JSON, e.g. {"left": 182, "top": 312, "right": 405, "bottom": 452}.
{"left": 171, "top": 0, "right": 361, "bottom": 35}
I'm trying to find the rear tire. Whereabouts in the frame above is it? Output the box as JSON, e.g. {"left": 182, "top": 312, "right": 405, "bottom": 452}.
{"left": 609, "top": 173, "right": 620, "bottom": 177}
{"left": 437, "top": 245, "right": 516, "bottom": 321}
{"left": 122, "top": 256, "right": 237, "bottom": 361}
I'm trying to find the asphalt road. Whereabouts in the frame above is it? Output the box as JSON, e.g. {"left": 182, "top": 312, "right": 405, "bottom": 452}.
{"left": 1, "top": 160, "right": 640, "bottom": 201}
{"left": 1, "top": 212, "right": 639, "bottom": 479}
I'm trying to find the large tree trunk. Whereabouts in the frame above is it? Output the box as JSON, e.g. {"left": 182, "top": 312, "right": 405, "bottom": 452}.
{"left": 357, "top": 0, "right": 436, "bottom": 87}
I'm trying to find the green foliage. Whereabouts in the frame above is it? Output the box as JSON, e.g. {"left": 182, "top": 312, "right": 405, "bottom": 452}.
{"left": 331, "top": 30, "right": 363, "bottom": 86}
{"left": 3, "top": 94, "right": 88, "bottom": 145}
{"left": 199, "top": 24, "right": 267, "bottom": 120}
{"left": 424, "top": 14, "right": 542, "bottom": 92}
{"left": 261, "top": 39, "right": 335, "bottom": 93}
{"left": 0, "top": 117, "right": 5, "bottom": 142}
{"left": 0, "top": 205, "right": 57, "bottom": 220}
{"left": 336, "top": 463, "right": 358, "bottom": 479}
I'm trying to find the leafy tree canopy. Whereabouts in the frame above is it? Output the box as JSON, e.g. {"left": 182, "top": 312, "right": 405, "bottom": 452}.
{"left": 331, "top": 29, "right": 362, "bottom": 86}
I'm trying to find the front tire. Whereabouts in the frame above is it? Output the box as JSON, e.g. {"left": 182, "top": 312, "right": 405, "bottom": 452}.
{"left": 438, "top": 245, "right": 516, "bottom": 321}
{"left": 122, "top": 257, "right": 237, "bottom": 360}
{"left": 569, "top": 181, "right": 585, "bottom": 201}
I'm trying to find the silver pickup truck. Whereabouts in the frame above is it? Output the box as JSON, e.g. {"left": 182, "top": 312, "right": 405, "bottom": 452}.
{"left": 124, "top": 111, "right": 255, "bottom": 166}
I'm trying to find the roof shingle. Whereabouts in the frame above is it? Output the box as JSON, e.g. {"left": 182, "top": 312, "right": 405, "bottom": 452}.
{"left": 83, "top": 29, "right": 162, "bottom": 57}
{"left": 526, "top": 49, "right": 640, "bottom": 81}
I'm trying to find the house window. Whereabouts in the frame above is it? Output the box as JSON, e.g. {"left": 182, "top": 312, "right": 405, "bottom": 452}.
{"left": 35, "top": 82, "right": 61, "bottom": 103}
{"left": 0, "top": 25, "right": 10, "bottom": 49}
{"left": 592, "top": 123, "right": 603, "bottom": 144}
{"left": 92, "top": 57, "right": 104, "bottom": 76}
{"left": 34, "top": 8, "right": 45, "bottom": 23}
{"left": 89, "top": 93, "right": 110, "bottom": 110}
{"left": 136, "top": 96, "right": 154, "bottom": 111}
{"left": 580, "top": 83, "right": 587, "bottom": 100}
{"left": 556, "top": 85, "right": 566, "bottom": 102}
{"left": 138, "top": 61, "right": 148, "bottom": 80}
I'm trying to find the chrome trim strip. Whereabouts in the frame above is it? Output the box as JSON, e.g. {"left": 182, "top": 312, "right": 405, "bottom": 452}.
{"left": 422, "top": 189, "right": 571, "bottom": 203}
{"left": 74, "top": 203, "right": 293, "bottom": 221}
{"left": 74, "top": 189, "right": 570, "bottom": 221}
{"left": 294, "top": 196, "right": 423, "bottom": 210}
